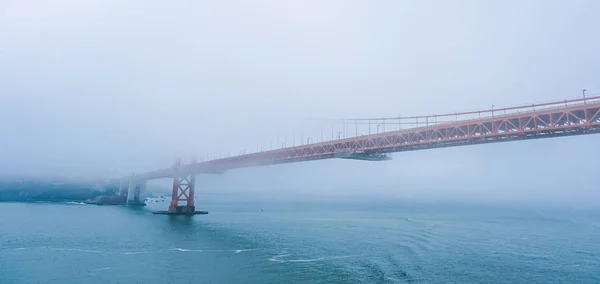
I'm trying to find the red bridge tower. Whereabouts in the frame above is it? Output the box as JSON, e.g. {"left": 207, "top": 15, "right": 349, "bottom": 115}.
{"left": 154, "top": 158, "right": 208, "bottom": 215}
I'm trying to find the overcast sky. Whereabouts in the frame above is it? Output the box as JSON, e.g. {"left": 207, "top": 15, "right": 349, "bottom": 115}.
{"left": 1, "top": 0, "right": 599, "bottom": 206}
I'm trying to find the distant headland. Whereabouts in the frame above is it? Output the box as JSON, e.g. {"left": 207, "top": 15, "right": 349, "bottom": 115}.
{"left": 0, "top": 178, "right": 116, "bottom": 203}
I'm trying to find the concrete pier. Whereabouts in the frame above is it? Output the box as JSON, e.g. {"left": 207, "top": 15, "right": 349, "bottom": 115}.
{"left": 126, "top": 179, "right": 146, "bottom": 206}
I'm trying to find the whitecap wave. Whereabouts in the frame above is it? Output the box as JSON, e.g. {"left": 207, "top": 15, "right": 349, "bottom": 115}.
{"left": 12, "top": 246, "right": 49, "bottom": 251}
{"left": 120, "top": 251, "right": 149, "bottom": 255}
{"left": 288, "top": 255, "right": 352, "bottom": 262}
{"left": 268, "top": 254, "right": 352, "bottom": 263}
{"left": 234, "top": 249, "right": 258, "bottom": 253}
{"left": 49, "top": 248, "right": 103, "bottom": 253}
{"left": 170, "top": 248, "right": 203, "bottom": 252}
{"left": 170, "top": 248, "right": 258, "bottom": 253}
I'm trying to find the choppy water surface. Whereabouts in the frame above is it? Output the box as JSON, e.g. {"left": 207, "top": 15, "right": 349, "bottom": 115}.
{"left": 1, "top": 196, "right": 599, "bottom": 283}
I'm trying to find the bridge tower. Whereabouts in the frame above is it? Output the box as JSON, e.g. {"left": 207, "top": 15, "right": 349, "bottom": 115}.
{"left": 168, "top": 172, "right": 196, "bottom": 214}
{"left": 155, "top": 158, "right": 207, "bottom": 215}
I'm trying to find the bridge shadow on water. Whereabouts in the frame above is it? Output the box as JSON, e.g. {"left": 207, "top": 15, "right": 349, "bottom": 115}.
{"left": 159, "top": 214, "right": 243, "bottom": 246}
{"left": 115, "top": 204, "right": 148, "bottom": 215}
{"left": 116, "top": 203, "right": 249, "bottom": 248}
{"left": 123, "top": 205, "right": 202, "bottom": 231}
{"left": 167, "top": 215, "right": 195, "bottom": 228}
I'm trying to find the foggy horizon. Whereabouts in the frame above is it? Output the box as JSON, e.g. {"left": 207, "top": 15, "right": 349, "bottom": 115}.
{"left": 2, "top": 0, "right": 600, "bottom": 206}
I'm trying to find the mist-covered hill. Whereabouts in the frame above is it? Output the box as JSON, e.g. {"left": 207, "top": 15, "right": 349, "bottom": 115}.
{"left": 0, "top": 178, "right": 116, "bottom": 202}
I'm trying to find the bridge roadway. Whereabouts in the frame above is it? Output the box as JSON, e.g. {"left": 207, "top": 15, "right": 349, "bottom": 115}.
{"left": 112, "top": 95, "right": 600, "bottom": 214}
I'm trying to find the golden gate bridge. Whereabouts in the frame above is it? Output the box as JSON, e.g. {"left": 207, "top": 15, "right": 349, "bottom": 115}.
{"left": 100, "top": 94, "right": 600, "bottom": 215}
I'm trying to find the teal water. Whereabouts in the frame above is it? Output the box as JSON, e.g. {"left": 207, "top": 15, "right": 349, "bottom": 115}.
{"left": 1, "top": 196, "right": 599, "bottom": 283}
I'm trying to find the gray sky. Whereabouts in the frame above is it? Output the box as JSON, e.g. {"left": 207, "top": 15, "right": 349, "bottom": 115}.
{"left": 1, "top": 0, "right": 599, "bottom": 206}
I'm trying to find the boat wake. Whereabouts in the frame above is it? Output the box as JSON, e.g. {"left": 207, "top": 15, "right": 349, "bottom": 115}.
{"left": 170, "top": 248, "right": 258, "bottom": 253}
{"left": 268, "top": 253, "right": 353, "bottom": 263}
{"left": 49, "top": 248, "right": 104, "bottom": 253}
{"left": 63, "top": 202, "right": 86, "bottom": 205}
{"left": 170, "top": 248, "right": 204, "bottom": 252}
{"left": 12, "top": 247, "right": 150, "bottom": 255}
{"left": 11, "top": 246, "right": 257, "bottom": 255}
{"left": 234, "top": 249, "right": 258, "bottom": 253}
{"left": 120, "top": 251, "right": 149, "bottom": 255}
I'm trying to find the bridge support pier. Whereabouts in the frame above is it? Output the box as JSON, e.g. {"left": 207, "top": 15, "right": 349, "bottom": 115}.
{"left": 168, "top": 173, "right": 195, "bottom": 213}
{"left": 153, "top": 173, "right": 208, "bottom": 215}
{"left": 126, "top": 179, "right": 146, "bottom": 206}
{"left": 117, "top": 180, "right": 125, "bottom": 197}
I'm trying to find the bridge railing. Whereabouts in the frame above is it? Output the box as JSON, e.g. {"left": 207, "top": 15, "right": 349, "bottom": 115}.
{"left": 191, "top": 96, "right": 600, "bottom": 165}
{"left": 119, "top": 95, "right": 600, "bottom": 180}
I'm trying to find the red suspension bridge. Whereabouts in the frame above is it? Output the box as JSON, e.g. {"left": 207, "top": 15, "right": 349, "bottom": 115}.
{"left": 105, "top": 95, "right": 600, "bottom": 215}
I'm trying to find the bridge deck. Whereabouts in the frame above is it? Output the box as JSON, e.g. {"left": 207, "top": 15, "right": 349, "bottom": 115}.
{"left": 125, "top": 96, "right": 600, "bottom": 180}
